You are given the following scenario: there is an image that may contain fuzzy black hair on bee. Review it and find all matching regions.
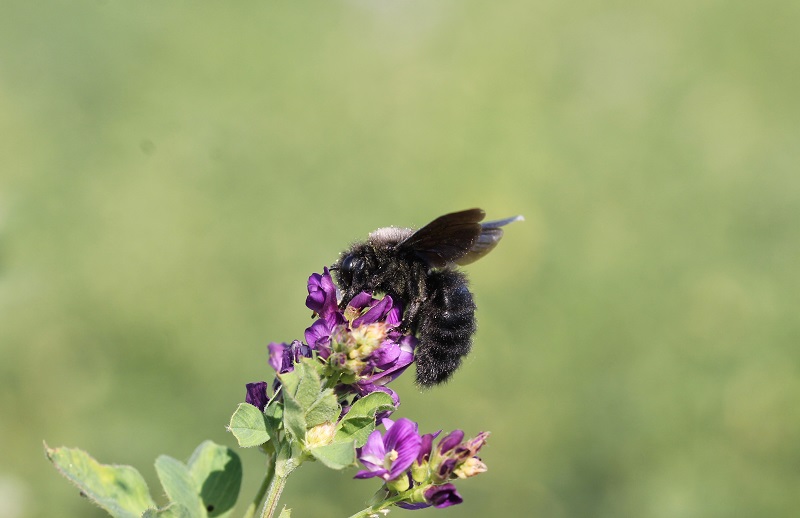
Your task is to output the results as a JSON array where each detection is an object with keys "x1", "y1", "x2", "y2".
[{"x1": 332, "y1": 208, "x2": 522, "y2": 387}]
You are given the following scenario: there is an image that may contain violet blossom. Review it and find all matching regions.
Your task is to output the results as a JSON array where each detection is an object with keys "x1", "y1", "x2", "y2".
[
  {"x1": 245, "y1": 268, "x2": 416, "y2": 414},
  {"x1": 245, "y1": 381, "x2": 269, "y2": 411},
  {"x1": 360, "y1": 421, "x2": 490, "y2": 511},
  {"x1": 268, "y1": 340, "x2": 313, "y2": 374},
  {"x1": 303, "y1": 270, "x2": 416, "y2": 391},
  {"x1": 355, "y1": 418, "x2": 422, "y2": 482}
]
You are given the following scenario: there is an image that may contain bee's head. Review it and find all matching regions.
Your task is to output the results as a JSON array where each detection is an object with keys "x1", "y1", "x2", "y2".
[
  {"x1": 335, "y1": 251, "x2": 364, "y2": 288},
  {"x1": 332, "y1": 226, "x2": 413, "y2": 302},
  {"x1": 332, "y1": 242, "x2": 376, "y2": 296}
]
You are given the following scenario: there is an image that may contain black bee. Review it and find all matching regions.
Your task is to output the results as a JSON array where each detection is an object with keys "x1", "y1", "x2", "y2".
[{"x1": 332, "y1": 208, "x2": 522, "y2": 387}]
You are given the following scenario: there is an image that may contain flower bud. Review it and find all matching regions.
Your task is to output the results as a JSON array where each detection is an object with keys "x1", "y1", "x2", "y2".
[
  {"x1": 386, "y1": 473, "x2": 411, "y2": 493},
  {"x1": 304, "y1": 422, "x2": 336, "y2": 449},
  {"x1": 411, "y1": 461, "x2": 429, "y2": 484},
  {"x1": 453, "y1": 457, "x2": 487, "y2": 479}
]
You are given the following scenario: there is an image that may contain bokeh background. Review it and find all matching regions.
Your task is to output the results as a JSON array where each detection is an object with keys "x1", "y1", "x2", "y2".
[{"x1": 2, "y1": 1, "x2": 799, "y2": 517}]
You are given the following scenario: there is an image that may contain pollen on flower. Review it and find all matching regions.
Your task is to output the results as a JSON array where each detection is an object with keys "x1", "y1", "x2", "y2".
[
  {"x1": 349, "y1": 323, "x2": 389, "y2": 354},
  {"x1": 387, "y1": 449, "x2": 399, "y2": 464}
]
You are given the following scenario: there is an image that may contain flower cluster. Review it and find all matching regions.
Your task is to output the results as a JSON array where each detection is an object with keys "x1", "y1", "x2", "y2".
[
  {"x1": 306, "y1": 269, "x2": 415, "y2": 397},
  {"x1": 243, "y1": 268, "x2": 490, "y2": 515},
  {"x1": 356, "y1": 418, "x2": 489, "y2": 509},
  {"x1": 246, "y1": 268, "x2": 416, "y2": 411}
]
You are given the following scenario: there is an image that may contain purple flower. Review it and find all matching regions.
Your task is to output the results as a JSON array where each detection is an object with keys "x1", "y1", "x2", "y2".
[
  {"x1": 424, "y1": 483, "x2": 463, "y2": 508},
  {"x1": 347, "y1": 292, "x2": 374, "y2": 311},
  {"x1": 305, "y1": 268, "x2": 338, "y2": 319},
  {"x1": 355, "y1": 418, "x2": 422, "y2": 482},
  {"x1": 397, "y1": 482, "x2": 463, "y2": 510},
  {"x1": 245, "y1": 381, "x2": 269, "y2": 411},
  {"x1": 432, "y1": 430, "x2": 491, "y2": 482},
  {"x1": 352, "y1": 294, "x2": 398, "y2": 328},
  {"x1": 437, "y1": 458, "x2": 459, "y2": 480},
  {"x1": 360, "y1": 333, "x2": 416, "y2": 386},
  {"x1": 437, "y1": 430, "x2": 465, "y2": 454},
  {"x1": 268, "y1": 340, "x2": 312, "y2": 374},
  {"x1": 304, "y1": 315, "x2": 345, "y2": 359},
  {"x1": 416, "y1": 431, "x2": 442, "y2": 464}
]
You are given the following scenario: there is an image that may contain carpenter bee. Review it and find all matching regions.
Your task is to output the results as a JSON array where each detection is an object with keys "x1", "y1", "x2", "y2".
[{"x1": 332, "y1": 208, "x2": 523, "y2": 387}]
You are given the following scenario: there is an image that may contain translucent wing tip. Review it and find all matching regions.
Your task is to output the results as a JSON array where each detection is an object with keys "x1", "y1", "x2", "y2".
[{"x1": 481, "y1": 214, "x2": 524, "y2": 229}]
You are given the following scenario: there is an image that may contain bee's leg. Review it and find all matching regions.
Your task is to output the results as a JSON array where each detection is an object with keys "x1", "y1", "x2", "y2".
[
  {"x1": 398, "y1": 267, "x2": 430, "y2": 333},
  {"x1": 400, "y1": 298, "x2": 425, "y2": 333}
]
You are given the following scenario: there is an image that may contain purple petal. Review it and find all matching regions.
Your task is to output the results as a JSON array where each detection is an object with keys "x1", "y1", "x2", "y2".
[
  {"x1": 304, "y1": 317, "x2": 340, "y2": 357},
  {"x1": 369, "y1": 341, "x2": 401, "y2": 368},
  {"x1": 383, "y1": 418, "x2": 422, "y2": 480},
  {"x1": 425, "y1": 483, "x2": 463, "y2": 508},
  {"x1": 397, "y1": 502, "x2": 431, "y2": 510},
  {"x1": 291, "y1": 341, "x2": 313, "y2": 363},
  {"x1": 354, "y1": 468, "x2": 387, "y2": 479},
  {"x1": 268, "y1": 340, "x2": 313, "y2": 374},
  {"x1": 348, "y1": 292, "x2": 374, "y2": 311},
  {"x1": 357, "y1": 429, "x2": 387, "y2": 471},
  {"x1": 268, "y1": 342, "x2": 292, "y2": 373},
  {"x1": 437, "y1": 458, "x2": 458, "y2": 480},
  {"x1": 245, "y1": 381, "x2": 269, "y2": 411},
  {"x1": 417, "y1": 431, "x2": 442, "y2": 463},
  {"x1": 353, "y1": 295, "x2": 393, "y2": 327},
  {"x1": 437, "y1": 430, "x2": 464, "y2": 454},
  {"x1": 305, "y1": 268, "x2": 338, "y2": 318},
  {"x1": 367, "y1": 337, "x2": 415, "y2": 384},
  {"x1": 385, "y1": 301, "x2": 403, "y2": 327}
]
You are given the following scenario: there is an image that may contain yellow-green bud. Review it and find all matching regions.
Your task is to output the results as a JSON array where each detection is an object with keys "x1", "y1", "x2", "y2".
[
  {"x1": 411, "y1": 461, "x2": 429, "y2": 484},
  {"x1": 386, "y1": 473, "x2": 410, "y2": 493},
  {"x1": 304, "y1": 422, "x2": 337, "y2": 449}
]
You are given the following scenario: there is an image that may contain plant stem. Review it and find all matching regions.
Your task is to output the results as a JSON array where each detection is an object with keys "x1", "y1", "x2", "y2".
[
  {"x1": 242, "y1": 456, "x2": 275, "y2": 518},
  {"x1": 346, "y1": 493, "x2": 407, "y2": 518},
  {"x1": 259, "y1": 468, "x2": 289, "y2": 518}
]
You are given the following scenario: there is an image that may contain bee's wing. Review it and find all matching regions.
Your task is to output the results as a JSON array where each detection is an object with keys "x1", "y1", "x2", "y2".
[
  {"x1": 455, "y1": 215, "x2": 524, "y2": 265},
  {"x1": 398, "y1": 208, "x2": 486, "y2": 268}
]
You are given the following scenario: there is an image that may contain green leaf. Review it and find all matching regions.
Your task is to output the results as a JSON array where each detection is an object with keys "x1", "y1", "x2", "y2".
[
  {"x1": 282, "y1": 391, "x2": 307, "y2": 442},
  {"x1": 155, "y1": 455, "x2": 205, "y2": 517},
  {"x1": 277, "y1": 369, "x2": 299, "y2": 401},
  {"x1": 277, "y1": 507, "x2": 292, "y2": 518},
  {"x1": 45, "y1": 443, "x2": 156, "y2": 518},
  {"x1": 142, "y1": 503, "x2": 192, "y2": 518},
  {"x1": 335, "y1": 417, "x2": 377, "y2": 448},
  {"x1": 186, "y1": 441, "x2": 242, "y2": 518},
  {"x1": 293, "y1": 360, "x2": 322, "y2": 410},
  {"x1": 308, "y1": 440, "x2": 356, "y2": 470},
  {"x1": 228, "y1": 403, "x2": 270, "y2": 448},
  {"x1": 305, "y1": 390, "x2": 340, "y2": 429},
  {"x1": 264, "y1": 399, "x2": 284, "y2": 446},
  {"x1": 335, "y1": 392, "x2": 395, "y2": 447},
  {"x1": 344, "y1": 391, "x2": 394, "y2": 419}
]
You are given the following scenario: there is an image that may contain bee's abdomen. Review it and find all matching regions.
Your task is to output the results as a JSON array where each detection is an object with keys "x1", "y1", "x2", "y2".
[{"x1": 414, "y1": 270, "x2": 476, "y2": 386}]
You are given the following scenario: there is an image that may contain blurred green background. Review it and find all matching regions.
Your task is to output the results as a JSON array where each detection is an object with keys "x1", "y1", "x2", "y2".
[{"x1": 1, "y1": 1, "x2": 799, "y2": 517}]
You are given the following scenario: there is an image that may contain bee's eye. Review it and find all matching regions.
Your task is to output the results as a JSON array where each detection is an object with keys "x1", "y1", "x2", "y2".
[{"x1": 341, "y1": 254, "x2": 364, "y2": 274}]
